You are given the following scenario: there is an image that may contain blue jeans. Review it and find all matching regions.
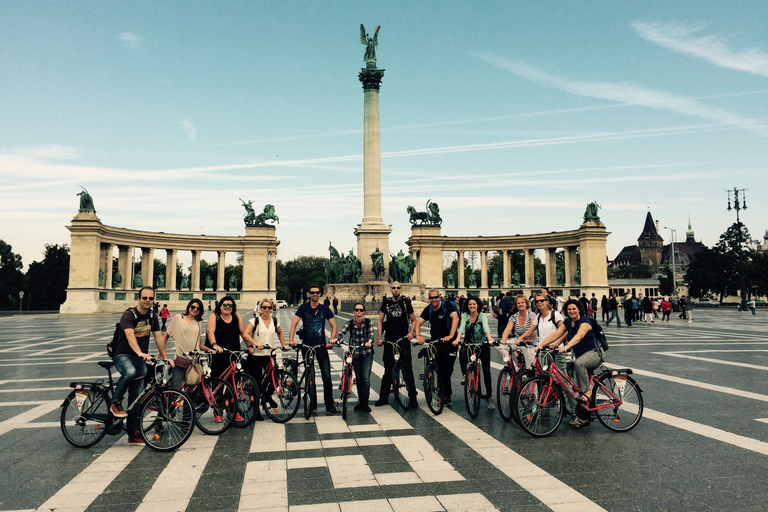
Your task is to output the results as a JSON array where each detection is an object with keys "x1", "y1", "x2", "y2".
[
  {"x1": 351, "y1": 352, "x2": 373, "y2": 404},
  {"x1": 112, "y1": 354, "x2": 147, "y2": 433},
  {"x1": 606, "y1": 309, "x2": 621, "y2": 326}
]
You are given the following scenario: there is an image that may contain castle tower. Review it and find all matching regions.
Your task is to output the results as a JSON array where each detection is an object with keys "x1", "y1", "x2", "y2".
[{"x1": 637, "y1": 211, "x2": 664, "y2": 270}]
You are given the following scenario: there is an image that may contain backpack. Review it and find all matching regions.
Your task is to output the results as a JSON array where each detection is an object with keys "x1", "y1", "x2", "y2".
[
  {"x1": 107, "y1": 307, "x2": 154, "y2": 356},
  {"x1": 587, "y1": 316, "x2": 609, "y2": 351}
]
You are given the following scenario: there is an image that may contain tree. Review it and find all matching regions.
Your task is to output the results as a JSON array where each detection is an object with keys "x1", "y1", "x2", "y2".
[
  {"x1": 684, "y1": 247, "x2": 731, "y2": 300},
  {"x1": 0, "y1": 240, "x2": 24, "y2": 309},
  {"x1": 24, "y1": 244, "x2": 70, "y2": 310},
  {"x1": 608, "y1": 264, "x2": 653, "y2": 279},
  {"x1": 276, "y1": 256, "x2": 327, "y2": 303},
  {"x1": 658, "y1": 266, "x2": 674, "y2": 296}
]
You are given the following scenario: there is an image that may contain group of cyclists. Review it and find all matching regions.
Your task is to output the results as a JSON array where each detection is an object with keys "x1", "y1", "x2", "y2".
[{"x1": 110, "y1": 282, "x2": 604, "y2": 442}]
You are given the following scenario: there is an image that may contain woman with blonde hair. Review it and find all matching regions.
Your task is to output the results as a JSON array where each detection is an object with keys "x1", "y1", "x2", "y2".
[{"x1": 244, "y1": 298, "x2": 287, "y2": 407}]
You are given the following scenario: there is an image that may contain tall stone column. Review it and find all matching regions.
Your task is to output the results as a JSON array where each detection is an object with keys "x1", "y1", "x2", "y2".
[
  {"x1": 103, "y1": 243, "x2": 114, "y2": 290},
  {"x1": 355, "y1": 66, "x2": 392, "y2": 282},
  {"x1": 457, "y1": 251, "x2": 465, "y2": 290},
  {"x1": 166, "y1": 249, "x2": 177, "y2": 291},
  {"x1": 545, "y1": 248, "x2": 556, "y2": 288},
  {"x1": 525, "y1": 249, "x2": 535, "y2": 288},
  {"x1": 217, "y1": 251, "x2": 226, "y2": 291},
  {"x1": 119, "y1": 245, "x2": 133, "y2": 290},
  {"x1": 141, "y1": 248, "x2": 154, "y2": 289},
  {"x1": 191, "y1": 250, "x2": 201, "y2": 292},
  {"x1": 502, "y1": 250, "x2": 511, "y2": 289},
  {"x1": 269, "y1": 252, "x2": 277, "y2": 291},
  {"x1": 480, "y1": 250, "x2": 488, "y2": 289}
]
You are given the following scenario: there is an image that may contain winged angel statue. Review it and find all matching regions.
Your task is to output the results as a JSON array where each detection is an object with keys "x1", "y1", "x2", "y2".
[{"x1": 360, "y1": 24, "x2": 380, "y2": 68}]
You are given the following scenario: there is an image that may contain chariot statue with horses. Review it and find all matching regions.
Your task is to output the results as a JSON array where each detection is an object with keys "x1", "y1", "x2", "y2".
[{"x1": 407, "y1": 199, "x2": 442, "y2": 226}]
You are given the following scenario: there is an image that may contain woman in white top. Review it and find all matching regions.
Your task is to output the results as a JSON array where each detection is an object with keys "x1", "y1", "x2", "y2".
[
  {"x1": 163, "y1": 299, "x2": 222, "y2": 389},
  {"x1": 244, "y1": 298, "x2": 287, "y2": 405},
  {"x1": 500, "y1": 294, "x2": 537, "y2": 369}
]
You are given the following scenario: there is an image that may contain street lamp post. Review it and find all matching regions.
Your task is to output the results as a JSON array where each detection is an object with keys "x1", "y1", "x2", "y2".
[
  {"x1": 664, "y1": 227, "x2": 677, "y2": 297},
  {"x1": 727, "y1": 187, "x2": 748, "y2": 311}
]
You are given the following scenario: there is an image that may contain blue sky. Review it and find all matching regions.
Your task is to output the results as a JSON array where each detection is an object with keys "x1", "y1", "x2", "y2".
[{"x1": 2, "y1": 1, "x2": 767, "y2": 270}]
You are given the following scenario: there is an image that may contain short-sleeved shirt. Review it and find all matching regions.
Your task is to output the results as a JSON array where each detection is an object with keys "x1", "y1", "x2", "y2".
[
  {"x1": 248, "y1": 315, "x2": 281, "y2": 356},
  {"x1": 295, "y1": 303, "x2": 334, "y2": 347},
  {"x1": 532, "y1": 310, "x2": 564, "y2": 348},
  {"x1": 167, "y1": 315, "x2": 201, "y2": 360},
  {"x1": 457, "y1": 312, "x2": 490, "y2": 344},
  {"x1": 380, "y1": 297, "x2": 414, "y2": 340},
  {"x1": 419, "y1": 300, "x2": 457, "y2": 341},
  {"x1": 116, "y1": 307, "x2": 160, "y2": 356},
  {"x1": 566, "y1": 316, "x2": 598, "y2": 358}
]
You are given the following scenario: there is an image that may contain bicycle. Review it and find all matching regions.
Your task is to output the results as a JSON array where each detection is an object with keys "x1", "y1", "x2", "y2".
[
  {"x1": 178, "y1": 351, "x2": 237, "y2": 435},
  {"x1": 61, "y1": 356, "x2": 195, "y2": 452},
  {"x1": 414, "y1": 339, "x2": 443, "y2": 415},
  {"x1": 218, "y1": 349, "x2": 260, "y2": 427},
  {"x1": 333, "y1": 341, "x2": 364, "y2": 419},
  {"x1": 382, "y1": 337, "x2": 412, "y2": 410},
  {"x1": 291, "y1": 343, "x2": 319, "y2": 419},
  {"x1": 259, "y1": 345, "x2": 300, "y2": 423},
  {"x1": 495, "y1": 340, "x2": 528, "y2": 423},
  {"x1": 514, "y1": 348, "x2": 644, "y2": 438},
  {"x1": 458, "y1": 340, "x2": 497, "y2": 419}
]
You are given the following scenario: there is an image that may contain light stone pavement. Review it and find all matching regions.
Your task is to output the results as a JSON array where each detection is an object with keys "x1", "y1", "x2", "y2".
[{"x1": 1, "y1": 306, "x2": 768, "y2": 511}]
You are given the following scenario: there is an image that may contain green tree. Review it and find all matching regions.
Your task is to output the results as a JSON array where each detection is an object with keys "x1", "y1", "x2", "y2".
[
  {"x1": 24, "y1": 244, "x2": 70, "y2": 310},
  {"x1": 684, "y1": 247, "x2": 731, "y2": 300},
  {"x1": 276, "y1": 256, "x2": 327, "y2": 303},
  {"x1": 0, "y1": 240, "x2": 24, "y2": 309},
  {"x1": 608, "y1": 264, "x2": 653, "y2": 279},
  {"x1": 658, "y1": 266, "x2": 674, "y2": 296}
]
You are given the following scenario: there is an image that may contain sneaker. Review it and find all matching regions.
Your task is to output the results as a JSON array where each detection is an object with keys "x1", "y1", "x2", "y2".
[
  {"x1": 487, "y1": 400, "x2": 496, "y2": 410},
  {"x1": 110, "y1": 401, "x2": 128, "y2": 419},
  {"x1": 408, "y1": 399, "x2": 418, "y2": 409},
  {"x1": 326, "y1": 406, "x2": 340, "y2": 416},
  {"x1": 214, "y1": 415, "x2": 222, "y2": 423},
  {"x1": 374, "y1": 397, "x2": 388, "y2": 407},
  {"x1": 235, "y1": 413, "x2": 244, "y2": 422},
  {"x1": 127, "y1": 431, "x2": 145, "y2": 444},
  {"x1": 460, "y1": 379, "x2": 465, "y2": 385},
  {"x1": 360, "y1": 403, "x2": 371, "y2": 413},
  {"x1": 354, "y1": 402, "x2": 364, "y2": 411}
]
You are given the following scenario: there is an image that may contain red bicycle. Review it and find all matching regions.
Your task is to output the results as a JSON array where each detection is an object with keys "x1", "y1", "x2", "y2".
[
  {"x1": 178, "y1": 351, "x2": 237, "y2": 435},
  {"x1": 259, "y1": 345, "x2": 300, "y2": 423},
  {"x1": 218, "y1": 349, "x2": 260, "y2": 427}
]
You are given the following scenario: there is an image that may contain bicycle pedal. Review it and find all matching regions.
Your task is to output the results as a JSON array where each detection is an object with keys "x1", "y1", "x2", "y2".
[{"x1": 418, "y1": 374, "x2": 424, "y2": 380}]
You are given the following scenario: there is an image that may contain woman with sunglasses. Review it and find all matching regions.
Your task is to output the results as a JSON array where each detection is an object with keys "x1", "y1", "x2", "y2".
[
  {"x1": 500, "y1": 294, "x2": 537, "y2": 369},
  {"x1": 164, "y1": 299, "x2": 222, "y2": 389},
  {"x1": 206, "y1": 296, "x2": 256, "y2": 381},
  {"x1": 244, "y1": 298, "x2": 287, "y2": 405},
  {"x1": 332, "y1": 302, "x2": 375, "y2": 412},
  {"x1": 456, "y1": 296, "x2": 496, "y2": 410}
]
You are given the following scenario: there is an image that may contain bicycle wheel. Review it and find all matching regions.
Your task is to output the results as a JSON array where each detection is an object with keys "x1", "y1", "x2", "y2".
[
  {"x1": 424, "y1": 364, "x2": 443, "y2": 415},
  {"x1": 263, "y1": 369, "x2": 300, "y2": 423},
  {"x1": 304, "y1": 366, "x2": 315, "y2": 420},
  {"x1": 192, "y1": 378, "x2": 236, "y2": 435},
  {"x1": 60, "y1": 388, "x2": 110, "y2": 448},
  {"x1": 496, "y1": 368, "x2": 515, "y2": 422},
  {"x1": 232, "y1": 373, "x2": 260, "y2": 428},
  {"x1": 510, "y1": 369, "x2": 534, "y2": 425},
  {"x1": 464, "y1": 365, "x2": 481, "y2": 418},
  {"x1": 139, "y1": 389, "x2": 195, "y2": 452},
  {"x1": 592, "y1": 374, "x2": 643, "y2": 432},
  {"x1": 515, "y1": 377, "x2": 564, "y2": 438},
  {"x1": 341, "y1": 366, "x2": 352, "y2": 420},
  {"x1": 393, "y1": 362, "x2": 409, "y2": 409}
]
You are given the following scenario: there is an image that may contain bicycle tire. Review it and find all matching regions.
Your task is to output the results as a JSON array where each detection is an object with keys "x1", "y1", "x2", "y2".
[
  {"x1": 139, "y1": 389, "x2": 195, "y2": 452},
  {"x1": 192, "y1": 378, "x2": 236, "y2": 435},
  {"x1": 510, "y1": 369, "x2": 534, "y2": 425},
  {"x1": 341, "y1": 366, "x2": 351, "y2": 420},
  {"x1": 496, "y1": 368, "x2": 515, "y2": 422},
  {"x1": 515, "y1": 376, "x2": 564, "y2": 438},
  {"x1": 592, "y1": 374, "x2": 643, "y2": 432},
  {"x1": 424, "y1": 364, "x2": 443, "y2": 415},
  {"x1": 60, "y1": 388, "x2": 110, "y2": 448},
  {"x1": 464, "y1": 365, "x2": 481, "y2": 418},
  {"x1": 263, "y1": 369, "x2": 300, "y2": 423},
  {"x1": 304, "y1": 366, "x2": 315, "y2": 420},
  {"x1": 232, "y1": 373, "x2": 260, "y2": 428},
  {"x1": 393, "y1": 362, "x2": 409, "y2": 410}
]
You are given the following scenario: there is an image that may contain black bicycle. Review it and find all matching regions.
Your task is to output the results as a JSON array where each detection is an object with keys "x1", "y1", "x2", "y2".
[
  {"x1": 61, "y1": 357, "x2": 195, "y2": 452},
  {"x1": 415, "y1": 340, "x2": 443, "y2": 415},
  {"x1": 383, "y1": 337, "x2": 411, "y2": 409}
]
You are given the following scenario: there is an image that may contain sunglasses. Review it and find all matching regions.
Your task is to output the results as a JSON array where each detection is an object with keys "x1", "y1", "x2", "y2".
[
  {"x1": 261, "y1": 306, "x2": 272, "y2": 310},
  {"x1": 535, "y1": 299, "x2": 547, "y2": 303},
  {"x1": 391, "y1": 286, "x2": 401, "y2": 290},
  {"x1": 189, "y1": 305, "x2": 200, "y2": 311},
  {"x1": 309, "y1": 291, "x2": 321, "y2": 295},
  {"x1": 221, "y1": 304, "x2": 233, "y2": 309},
  {"x1": 429, "y1": 296, "x2": 440, "y2": 300},
  {"x1": 141, "y1": 296, "x2": 154, "y2": 301},
  {"x1": 354, "y1": 308, "x2": 365, "y2": 312}
]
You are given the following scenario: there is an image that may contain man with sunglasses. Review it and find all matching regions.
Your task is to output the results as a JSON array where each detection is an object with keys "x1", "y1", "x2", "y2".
[
  {"x1": 414, "y1": 290, "x2": 459, "y2": 407},
  {"x1": 375, "y1": 281, "x2": 418, "y2": 408},
  {"x1": 289, "y1": 285, "x2": 339, "y2": 415},
  {"x1": 110, "y1": 286, "x2": 173, "y2": 443}
]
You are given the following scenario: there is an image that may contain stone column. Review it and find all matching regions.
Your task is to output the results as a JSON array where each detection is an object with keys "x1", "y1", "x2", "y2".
[
  {"x1": 502, "y1": 250, "x2": 511, "y2": 289},
  {"x1": 141, "y1": 248, "x2": 154, "y2": 289},
  {"x1": 545, "y1": 248, "x2": 556, "y2": 288},
  {"x1": 119, "y1": 245, "x2": 133, "y2": 290},
  {"x1": 103, "y1": 243, "x2": 114, "y2": 290},
  {"x1": 166, "y1": 249, "x2": 177, "y2": 291},
  {"x1": 457, "y1": 251, "x2": 465, "y2": 290},
  {"x1": 269, "y1": 252, "x2": 277, "y2": 291},
  {"x1": 480, "y1": 250, "x2": 488, "y2": 289},
  {"x1": 217, "y1": 251, "x2": 226, "y2": 291},
  {"x1": 191, "y1": 250, "x2": 201, "y2": 292},
  {"x1": 567, "y1": 247, "x2": 579, "y2": 286},
  {"x1": 525, "y1": 248, "x2": 535, "y2": 288},
  {"x1": 564, "y1": 247, "x2": 572, "y2": 287},
  {"x1": 355, "y1": 66, "x2": 392, "y2": 282}
]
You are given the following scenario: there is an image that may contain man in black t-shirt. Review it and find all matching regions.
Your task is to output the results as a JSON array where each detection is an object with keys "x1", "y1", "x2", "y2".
[
  {"x1": 375, "y1": 282, "x2": 418, "y2": 408},
  {"x1": 111, "y1": 286, "x2": 173, "y2": 444},
  {"x1": 414, "y1": 289, "x2": 459, "y2": 406}
]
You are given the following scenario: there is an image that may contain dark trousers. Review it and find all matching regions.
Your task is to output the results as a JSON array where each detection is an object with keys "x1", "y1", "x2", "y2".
[
  {"x1": 379, "y1": 338, "x2": 417, "y2": 401},
  {"x1": 435, "y1": 341, "x2": 457, "y2": 399},
  {"x1": 247, "y1": 355, "x2": 270, "y2": 395},
  {"x1": 497, "y1": 315, "x2": 509, "y2": 338},
  {"x1": 302, "y1": 345, "x2": 334, "y2": 410},
  {"x1": 459, "y1": 344, "x2": 492, "y2": 398}
]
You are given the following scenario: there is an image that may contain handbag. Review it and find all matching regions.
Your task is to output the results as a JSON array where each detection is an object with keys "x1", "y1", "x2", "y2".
[{"x1": 185, "y1": 363, "x2": 203, "y2": 386}]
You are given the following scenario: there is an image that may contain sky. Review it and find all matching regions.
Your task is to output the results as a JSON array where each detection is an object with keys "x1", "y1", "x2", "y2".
[{"x1": 2, "y1": 1, "x2": 767, "y2": 271}]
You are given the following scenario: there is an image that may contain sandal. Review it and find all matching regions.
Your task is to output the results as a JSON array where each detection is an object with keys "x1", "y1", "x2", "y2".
[
  {"x1": 576, "y1": 393, "x2": 590, "y2": 403},
  {"x1": 570, "y1": 418, "x2": 591, "y2": 429}
]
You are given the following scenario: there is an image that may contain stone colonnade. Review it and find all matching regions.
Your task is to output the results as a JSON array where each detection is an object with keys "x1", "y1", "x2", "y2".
[
  {"x1": 60, "y1": 211, "x2": 279, "y2": 313},
  {"x1": 406, "y1": 219, "x2": 609, "y2": 298}
]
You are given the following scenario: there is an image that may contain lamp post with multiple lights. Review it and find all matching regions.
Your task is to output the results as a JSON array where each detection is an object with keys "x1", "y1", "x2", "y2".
[{"x1": 727, "y1": 187, "x2": 748, "y2": 312}]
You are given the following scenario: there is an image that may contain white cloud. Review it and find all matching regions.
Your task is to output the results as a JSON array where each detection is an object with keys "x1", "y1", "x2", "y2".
[
  {"x1": 179, "y1": 118, "x2": 197, "y2": 143},
  {"x1": 119, "y1": 32, "x2": 141, "y2": 49},
  {"x1": 632, "y1": 21, "x2": 768, "y2": 77},
  {"x1": 11, "y1": 145, "x2": 80, "y2": 160},
  {"x1": 474, "y1": 54, "x2": 768, "y2": 137}
]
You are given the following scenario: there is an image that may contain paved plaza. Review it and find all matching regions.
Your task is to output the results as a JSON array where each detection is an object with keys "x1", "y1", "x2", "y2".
[{"x1": 1, "y1": 307, "x2": 768, "y2": 511}]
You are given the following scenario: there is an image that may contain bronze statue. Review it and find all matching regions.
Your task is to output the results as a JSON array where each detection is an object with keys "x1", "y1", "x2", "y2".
[
  {"x1": 133, "y1": 273, "x2": 143, "y2": 288},
  {"x1": 371, "y1": 246, "x2": 385, "y2": 281},
  {"x1": 98, "y1": 269, "x2": 105, "y2": 287},
  {"x1": 240, "y1": 199, "x2": 256, "y2": 226},
  {"x1": 156, "y1": 274, "x2": 165, "y2": 288},
  {"x1": 360, "y1": 24, "x2": 380, "y2": 68},
  {"x1": 468, "y1": 273, "x2": 477, "y2": 288},
  {"x1": 112, "y1": 269, "x2": 122, "y2": 288},
  {"x1": 574, "y1": 268, "x2": 581, "y2": 286},
  {"x1": 492, "y1": 273, "x2": 499, "y2": 287},
  {"x1": 326, "y1": 243, "x2": 344, "y2": 283},
  {"x1": 254, "y1": 204, "x2": 279, "y2": 226},
  {"x1": 406, "y1": 199, "x2": 442, "y2": 226},
  {"x1": 446, "y1": 273, "x2": 455, "y2": 288},
  {"x1": 205, "y1": 274, "x2": 213, "y2": 290},
  {"x1": 512, "y1": 270, "x2": 520, "y2": 287},
  {"x1": 229, "y1": 274, "x2": 237, "y2": 290},
  {"x1": 557, "y1": 270, "x2": 565, "y2": 286},
  {"x1": 77, "y1": 187, "x2": 95, "y2": 211},
  {"x1": 180, "y1": 274, "x2": 189, "y2": 290},
  {"x1": 535, "y1": 270, "x2": 542, "y2": 286},
  {"x1": 584, "y1": 201, "x2": 601, "y2": 221}
]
